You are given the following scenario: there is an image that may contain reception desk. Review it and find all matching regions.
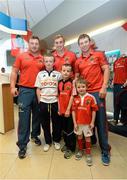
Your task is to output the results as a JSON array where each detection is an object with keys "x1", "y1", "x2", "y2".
[{"x1": 0, "y1": 83, "x2": 14, "y2": 133}]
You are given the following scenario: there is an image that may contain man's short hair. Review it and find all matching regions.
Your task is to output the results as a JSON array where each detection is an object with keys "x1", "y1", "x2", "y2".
[
  {"x1": 28, "y1": 35, "x2": 40, "y2": 44},
  {"x1": 43, "y1": 52, "x2": 55, "y2": 61},
  {"x1": 78, "y1": 34, "x2": 91, "y2": 45},
  {"x1": 54, "y1": 34, "x2": 65, "y2": 43}
]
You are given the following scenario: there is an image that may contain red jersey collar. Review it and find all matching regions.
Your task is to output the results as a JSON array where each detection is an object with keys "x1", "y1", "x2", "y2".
[
  {"x1": 81, "y1": 49, "x2": 94, "y2": 58},
  {"x1": 28, "y1": 51, "x2": 42, "y2": 59},
  {"x1": 53, "y1": 48, "x2": 67, "y2": 57}
]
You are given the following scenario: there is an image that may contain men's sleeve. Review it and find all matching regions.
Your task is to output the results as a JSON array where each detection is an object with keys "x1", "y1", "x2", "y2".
[
  {"x1": 75, "y1": 59, "x2": 80, "y2": 74},
  {"x1": 72, "y1": 53, "x2": 77, "y2": 71},
  {"x1": 13, "y1": 54, "x2": 21, "y2": 69},
  {"x1": 98, "y1": 51, "x2": 109, "y2": 66}
]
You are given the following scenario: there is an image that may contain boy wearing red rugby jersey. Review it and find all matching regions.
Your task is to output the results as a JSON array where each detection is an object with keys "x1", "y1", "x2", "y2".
[
  {"x1": 72, "y1": 77, "x2": 98, "y2": 166},
  {"x1": 58, "y1": 64, "x2": 76, "y2": 159}
]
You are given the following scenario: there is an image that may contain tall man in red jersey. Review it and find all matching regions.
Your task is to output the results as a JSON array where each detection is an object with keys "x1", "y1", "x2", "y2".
[
  {"x1": 52, "y1": 34, "x2": 76, "y2": 72},
  {"x1": 10, "y1": 36, "x2": 44, "y2": 159},
  {"x1": 75, "y1": 34, "x2": 110, "y2": 166},
  {"x1": 113, "y1": 55, "x2": 127, "y2": 125}
]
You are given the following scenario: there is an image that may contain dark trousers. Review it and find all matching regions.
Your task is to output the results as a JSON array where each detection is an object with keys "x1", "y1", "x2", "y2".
[
  {"x1": 90, "y1": 92, "x2": 110, "y2": 155},
  {"x1": 61, "y1": 115, "x2": 76, "y2": 152},
  {"x1": 113, "y1": 84, "x2": 127, "y2": 123},
  {"x1": 17, "y1": 87, "x2": 40, "y2": 150},
  {"x1": 39, "y1": 102, "x2": 61, "y2": 144}
]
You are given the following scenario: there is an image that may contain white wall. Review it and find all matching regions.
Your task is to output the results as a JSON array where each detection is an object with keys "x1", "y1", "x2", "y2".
[
  {"x1": 69, "y1": 27, "x2": 127, "y2": 55},
  {"x1": 0, "y1": 39, "x2": 12, "y2": 73}
]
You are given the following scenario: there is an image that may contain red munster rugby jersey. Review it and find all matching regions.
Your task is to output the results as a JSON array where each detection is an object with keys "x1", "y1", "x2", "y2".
[
  {"x1": 113, "y1": 56, "x2": 127, "y2": 84},
  {"x1": 75, "y1": 50, "x2": 109, "y2": 92},
  {"x1": 35, "y1": 70, "x2": 61, "y2": 103},
  {"x1": 58, "y1": 79, "x2": 73, "y2": 115},
  {"x1": 13, "y1": 52, "x2": 44, "y2": 88},
  {"x1": 72, "y1": 93, "x2": 98, "y2": 125},
  {"x1": 53, "y1": 48, "x2": 77, "y2": 72}
]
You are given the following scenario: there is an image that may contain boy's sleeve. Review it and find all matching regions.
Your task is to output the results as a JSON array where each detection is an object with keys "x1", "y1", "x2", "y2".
[
  {"x1": 91, "y1": 96, "x2": 98, "y2": 111},
  {"x1": 72, "y1": 99, "x2": 76, "y2": 111},
  {"x1": 58, "y1": 72, "x2": 62, "y2": 81}
]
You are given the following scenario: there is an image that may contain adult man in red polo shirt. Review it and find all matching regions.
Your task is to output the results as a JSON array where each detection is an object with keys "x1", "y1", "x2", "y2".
[
  {"x1": 10, "y1": 36, "x2": 44, "y2": 159},
  {"x1": 75, "y1": 34, "x2": 110, "y2": 166},
  {"x1": 113, "y1": 55, "x2": 127, "y2": 125},
  {"x1": 52, "y1": 34, "x2": 76, "y2": 72}
]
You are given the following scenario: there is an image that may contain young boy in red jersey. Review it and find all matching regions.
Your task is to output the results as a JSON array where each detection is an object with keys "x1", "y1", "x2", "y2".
[
  {"x1": 58, "y1": 64, "x2": 76, "y2": 159},
  {"x1": 72, "y1": 77, "x2": 98, "y2": 166}
]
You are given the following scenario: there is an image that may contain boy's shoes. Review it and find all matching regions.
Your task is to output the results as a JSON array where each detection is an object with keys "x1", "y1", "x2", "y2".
[
  {"x1": 64, "y1": 150, "x2": 73, "y2": 159},
  {"x1": 102, "y1": 153, "x2": 110, "y2": 166},
  {"x1": 75, "y1": 150, "x2": 83, "y2": 160},
  {"x1": 18, "y1": 148, "x2": 27, "y2": 159},
  {"x1": 54, "y1": 142, "x2": 61, "y2": 150},
  {"x1": 86, "y1": 154, "x2": 92, "y2": 166},
  {"x1": 31, "y1": 136, "x2": 41, "y2": 146},
  {"x1": 43, "y1": 144, "x2": 50, "y2": 152},
  {"x1": 116, "y1": 122, "x2": 124, "y2": 126},
  {"x1": 61, "y1": 145, "x2": 67, "y2": 152}
]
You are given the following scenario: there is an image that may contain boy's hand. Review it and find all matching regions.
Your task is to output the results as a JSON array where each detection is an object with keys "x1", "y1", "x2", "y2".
[
  {"x1": 99, "y1": 86, "x2": 107, "y2": 98},
  {"x1": 74, "y1": 124, "x2": 78, "y2": 132},
  {"x1": 89, "y1": 122, "x2": 94, "y2": 129},
  {"x1": 58, "y1": 111, "x2": 61, "y2": 115},
  {"x1": 65, "y1": 109, "x2": 70, "y2": 117}
]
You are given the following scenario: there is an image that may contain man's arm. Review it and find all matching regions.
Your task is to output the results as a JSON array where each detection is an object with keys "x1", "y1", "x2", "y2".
[
  {"x1": 99, "y1": 64, "x2": 110, "y2": 98},
  {"x1": 90, "y1": 111, "x2": 96, "y2": 129},
  {"x1": 10, "y1": 67, "x2": 19, "y2": 97}
]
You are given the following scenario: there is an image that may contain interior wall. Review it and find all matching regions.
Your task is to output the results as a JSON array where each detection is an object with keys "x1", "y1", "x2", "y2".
[
  {"x1": 0, "y1": 39, "x2": 12, "y2": 73},
  {"x1": 69, "y1": 26, "x2": 127, "y2": 55}
]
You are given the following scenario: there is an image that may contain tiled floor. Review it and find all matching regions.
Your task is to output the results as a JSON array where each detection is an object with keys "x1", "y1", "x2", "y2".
[{"x1": 0, "y1": 105, "x2": 127, "y2": 180}]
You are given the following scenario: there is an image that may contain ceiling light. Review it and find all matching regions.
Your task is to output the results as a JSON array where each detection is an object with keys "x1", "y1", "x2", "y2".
[{"x1": 65, "y1": 20, "x2": 127, "y2": 46}]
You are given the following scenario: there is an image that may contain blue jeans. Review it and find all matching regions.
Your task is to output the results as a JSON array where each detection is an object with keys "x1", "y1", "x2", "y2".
[
  {"x1": 17, "y1": 87, "x2": 40, "y2": 149},
  {"x1": 90, "y1": 92, "x2": 110, "y2": 155}
]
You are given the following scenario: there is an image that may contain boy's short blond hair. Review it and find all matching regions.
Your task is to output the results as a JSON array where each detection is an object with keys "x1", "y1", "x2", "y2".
[
  {"x1": 43, "y1": 52, "x2": 55, "y2": 61},
  {"x1": 76, "y1": 77, "x2": 88, "y2": 87}
]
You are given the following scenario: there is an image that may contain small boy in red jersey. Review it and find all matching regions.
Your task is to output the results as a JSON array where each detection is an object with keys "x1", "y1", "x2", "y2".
[
  {"x1": 72, "y1": 77, "x2": 98, "y2": 166},
  {"x1": 58, "y1": 64, "x2": 76, "y2": 159}
]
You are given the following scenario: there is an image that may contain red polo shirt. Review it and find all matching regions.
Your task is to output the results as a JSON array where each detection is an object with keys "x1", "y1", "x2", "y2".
[
  {"x1": 113, "y1": 57, "x2": 127, "y2": 84},
  {"x1": 75, "y1": 50, "x2": 108, "y2": 92},
  {"x1": 72, "y1": 93, "x2": 98, "y2": 125},
  {"x1": 58, "y1": 79, "x2": 73, "y2": 115},
  {"x1": 53, "y1": 48, "x2": 77, "y2": 72},
  {"x1": 13, "y1": 51, "x2": 44, "y2": 88}
]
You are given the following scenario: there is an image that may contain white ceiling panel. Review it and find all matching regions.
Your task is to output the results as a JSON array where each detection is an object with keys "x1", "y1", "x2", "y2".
[{"x1": 44, "y1": 0, "x2": 64, "y2": 13}]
